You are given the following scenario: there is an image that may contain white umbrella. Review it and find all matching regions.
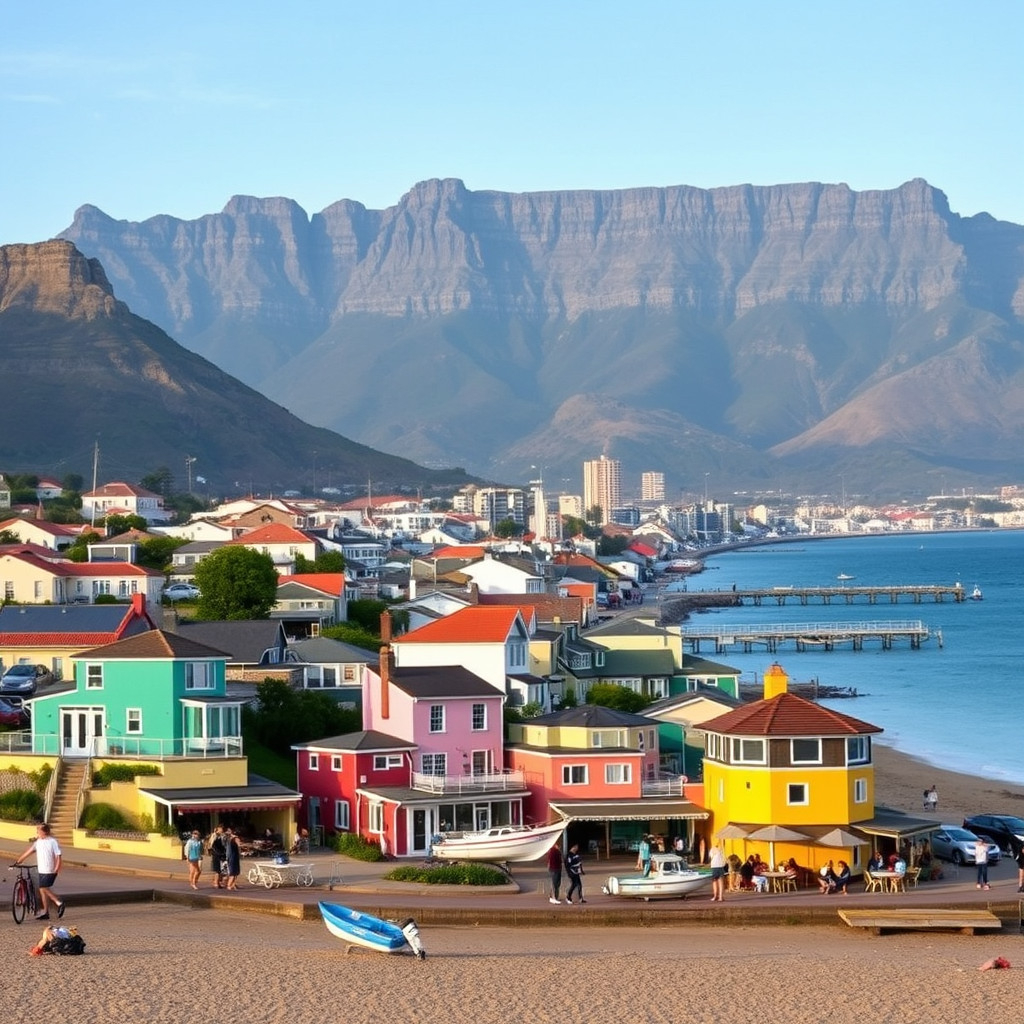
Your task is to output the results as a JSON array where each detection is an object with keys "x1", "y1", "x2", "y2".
[
  {"x1": 714, "y1": 824, "x2": 750, "y2": 840},
  {"x1": 816, "y1": 827, "x2": 868, "y2": 849},
  {"x1": 746, "y1": 824, "x2": 809, "y2": 866}
]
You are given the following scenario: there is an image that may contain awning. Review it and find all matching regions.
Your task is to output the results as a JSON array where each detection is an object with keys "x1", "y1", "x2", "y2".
[
  {"x1": 139, "y1": 777, "x2": 301, "y2": 813},
  {"x1": 852, "y1": 810, "x2": 940, "y2": 842},
  {"x1": 549, "y1": 798, "x2": 709, "y2": 822}
]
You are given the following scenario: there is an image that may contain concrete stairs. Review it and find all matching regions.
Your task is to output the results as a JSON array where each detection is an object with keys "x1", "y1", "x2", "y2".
[{"x1": 47, "y1": 759, "x2": 89, "y2": 849}]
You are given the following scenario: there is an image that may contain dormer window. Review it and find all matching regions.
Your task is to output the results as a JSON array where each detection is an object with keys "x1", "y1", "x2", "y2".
[
  {"x1": 791, "y1": 738, "x2": 821, "y2": 764},
  {"x1": 730, "y1": 737, "x2": 766, "y2": 764}
]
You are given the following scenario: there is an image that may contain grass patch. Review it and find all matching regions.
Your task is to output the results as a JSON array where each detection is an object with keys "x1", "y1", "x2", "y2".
[
  {"x1": 244, "y1": 737, "x2": 296, "y2": 788},
  {"x1": 384, "y1": 863, "x2": 511, "y2": 886}
]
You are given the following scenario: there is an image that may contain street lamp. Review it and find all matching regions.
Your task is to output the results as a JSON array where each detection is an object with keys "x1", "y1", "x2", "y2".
[{"x1": 185, "y1": 455, "x2": 196, "y2": 494}]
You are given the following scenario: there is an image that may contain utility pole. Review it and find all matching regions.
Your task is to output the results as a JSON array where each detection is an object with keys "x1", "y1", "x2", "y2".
[{"x1": 185, "y1": 455, "x2": 196, "y2": 494}]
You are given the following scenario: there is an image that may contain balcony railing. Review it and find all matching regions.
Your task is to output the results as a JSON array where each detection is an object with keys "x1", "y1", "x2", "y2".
[
  {"x1": 640, "y1": 774, "x2": 690, "y2": 797},
  {"x1": 411, "y1": 769, "x2": 525, "y2": 794},
  {"x1": 3, "y1": 734, "x2": 245, "y2": 759}
]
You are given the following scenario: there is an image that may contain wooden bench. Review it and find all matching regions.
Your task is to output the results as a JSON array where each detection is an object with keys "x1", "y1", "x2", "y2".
[{"x1": 838, "y1": 908, "x2": 1003, "y2": 936}]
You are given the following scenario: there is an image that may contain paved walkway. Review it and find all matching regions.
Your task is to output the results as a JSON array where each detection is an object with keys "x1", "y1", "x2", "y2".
[{"x1": 3, "y1": 842, "x2": 1022, "y2": 928}]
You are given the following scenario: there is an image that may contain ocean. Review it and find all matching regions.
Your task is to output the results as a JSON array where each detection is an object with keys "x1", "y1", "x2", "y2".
[{"x1": 679, "y1": 529, "x2": 1024, "y2": 783}]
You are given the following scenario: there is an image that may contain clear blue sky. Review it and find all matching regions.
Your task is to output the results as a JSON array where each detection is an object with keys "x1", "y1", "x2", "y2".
[{"x1": 2, "y1": 1, "x2": 1021, "y2": 246}]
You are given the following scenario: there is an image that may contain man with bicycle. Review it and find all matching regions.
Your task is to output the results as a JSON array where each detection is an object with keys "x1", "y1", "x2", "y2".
[{"x1": 15, "y1": 823, "x2": 65, "y2": 921}]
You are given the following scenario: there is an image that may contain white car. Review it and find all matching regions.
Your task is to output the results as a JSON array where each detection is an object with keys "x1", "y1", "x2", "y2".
[{"x1": 163, "y1": 583, "x2": 201, "y2": 601}]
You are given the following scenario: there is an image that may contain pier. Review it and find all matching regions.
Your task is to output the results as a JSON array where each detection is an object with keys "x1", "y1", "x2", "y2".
[
  {"x1": 693, "y1": 583, "x2": 965, "y2": 606},
  {"x1": 680, "y1": 619, "x2": 938, "y2": 654}
]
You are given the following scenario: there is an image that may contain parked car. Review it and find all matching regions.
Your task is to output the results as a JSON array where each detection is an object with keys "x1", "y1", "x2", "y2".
[
  {"x1": 163, "y1": 582, "x2": 201, "y2": 601},
  {"x1": 962, "y1": 814, "x2": 1024, "y2": 853},
  {"x1": 930, "y1": 825, "x2": 1001, "y2": 865},
  {"x1": 0, "y1": 663, "x2": 54, "y2": 696},
  {"x1": 0, "y1": 696, "x2": 30, "y2": 727}
]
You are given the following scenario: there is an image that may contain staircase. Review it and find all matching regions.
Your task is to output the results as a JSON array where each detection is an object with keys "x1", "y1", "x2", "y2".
[{"x1": 47, "y1": 759, "x2": 89, "y2": 849}]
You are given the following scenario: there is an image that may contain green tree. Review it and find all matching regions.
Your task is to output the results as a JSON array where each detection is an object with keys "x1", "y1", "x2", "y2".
[
  {"x1": 245, "y1": 679, "x2": 361, "y2": 756},
  {"x1": 103, "y1": 513, "x2": 149, "y2": 536},
  {"x1": 136, "y1": 535, "x2": 187, "y2": 571},
  {"x1": 64, "y1": 530, "x2": 103, "y2": 563},
  {"x1": 140, "y1": 467, "x2": 174, "y2": 497},
  {"x1": 494, "y1": 517, "x2": 520, "y2": 538},
  {"x1": 586, "y1": 683, "x2": 649, "y2": 713},
  {"x1": 597, "y1": 534, "x2": 629, "y2": 556},
  {"x1": 293, "y1": 550, "x2": 346, "y2": 574},
  {"x1": 194, "y1": 547, "x2": 279, "y2": 619}
]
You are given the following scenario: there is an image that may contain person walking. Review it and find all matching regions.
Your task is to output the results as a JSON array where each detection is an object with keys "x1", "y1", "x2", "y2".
[
  {"x1": 546, "y1": 843, "x2": 563, "y2": 905},
  {"x1": 1014, "y1": 842, "x2": 1024, "y2": 893},
  {"x1": 564, "y1": 843, "x2": 585, "y2": 904},
  {"x1": 208, "y1": 825, "x2": 227, "y2": 889},
  {"x1": 708, "y1": 840, "x2": 727, "y2": 902},
  {"x1": 974, "y1": 835, "x2": 991, "y2": 889},
  {"x1": 15, "y1": 823, "x2": 66, "y2": 920},
  {"x1": 184, "y1": 829, "x2": 204, "y2": 889},
  {"x1": 925, "y1": 785, "x2": 938, "y2": 812},
  {"x1": 224, "y1": 828, "x2": 242, "y2": 890}
]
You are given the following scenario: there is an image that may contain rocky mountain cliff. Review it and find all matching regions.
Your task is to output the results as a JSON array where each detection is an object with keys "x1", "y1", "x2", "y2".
[
  {"x1": 0, "y1": 241, "x2": 472, "y2": 492},
  {"x1": 59, "y1": 179, "x2": 1024, "y2": 495}
]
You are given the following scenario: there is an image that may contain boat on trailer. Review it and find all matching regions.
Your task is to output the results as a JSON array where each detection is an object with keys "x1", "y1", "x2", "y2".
[
  {"x1": 318, "y1": 902, "x2": 425, "y2": 958},
  {"x1": 603, "y1": 853, "x2": 713, "y2": 900},
  {"x1": 430, "y1": 820, "x2": 566, "y2": 863}
]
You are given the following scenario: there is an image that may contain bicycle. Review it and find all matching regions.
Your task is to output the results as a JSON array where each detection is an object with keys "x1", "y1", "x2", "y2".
[{"x1": 9, "y1": 864, "x2": 39, "y2": 924}]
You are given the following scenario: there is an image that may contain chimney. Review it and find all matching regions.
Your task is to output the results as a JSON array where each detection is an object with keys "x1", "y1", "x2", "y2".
[
  {"x1": 379, "y1": 611, "x2": 392, "y2": 719},
  {"x1": 131, "y1": 592, "x2": 146, "y2": 617},
  {"x1": 763, "y1": 661, "x2": 789, "y2": 700}
]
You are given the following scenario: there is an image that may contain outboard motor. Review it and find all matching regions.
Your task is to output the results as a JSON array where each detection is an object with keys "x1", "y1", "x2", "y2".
[{"x1": 401, "y1": 918, "x2": 426, "y2": 960}]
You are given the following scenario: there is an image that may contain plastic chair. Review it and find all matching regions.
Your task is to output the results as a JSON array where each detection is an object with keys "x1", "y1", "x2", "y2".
[{"x1": 863, "y1": 869, "x2": 883, "y2": 893}]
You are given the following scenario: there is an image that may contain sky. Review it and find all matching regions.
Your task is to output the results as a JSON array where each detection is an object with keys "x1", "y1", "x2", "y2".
[{"x1": 2, "y1": 1, "x2": 1022, "y2": 246}]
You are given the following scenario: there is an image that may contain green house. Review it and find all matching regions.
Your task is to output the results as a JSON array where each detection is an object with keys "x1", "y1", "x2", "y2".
[{"x1": 30, "y1": 629, "x2": 242, "y2": 758}]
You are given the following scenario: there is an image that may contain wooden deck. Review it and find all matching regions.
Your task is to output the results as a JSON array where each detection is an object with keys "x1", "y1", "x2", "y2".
[{"x1": 838, "y1": 908, "x2": 1003, "y2": 936}]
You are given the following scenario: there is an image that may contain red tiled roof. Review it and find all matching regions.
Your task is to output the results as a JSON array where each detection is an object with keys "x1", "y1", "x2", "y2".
[
  {"x1": 397, "y1": 605, "x2": 524, "y2": 644},
  {"x1": 0, "y1": 550, "x2": 160, "y2": 578},
  {"x1": 701, "y1": 691, "x2": 882, "y2": 737},
  {"x1": 278, "y1": 573, "x2": 345, "y2": 595},
  {"x1": 0, "y1": 518, "x2": 79, "y2": 537},
  {"x1": 227, "y1": 523, "x2": 313, "y2": 544},
  {"x1": 83, "y1": 481, "x2": 161, "y2": 498},
  {"x1": 478, "y1": 592, "x2": 584, "y2": 623},
  {"x1": 432, "y1": 546, "x2": 486, "y2": 560}
]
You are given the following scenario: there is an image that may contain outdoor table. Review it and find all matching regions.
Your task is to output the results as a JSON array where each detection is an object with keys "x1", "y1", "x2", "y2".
[
  {"x1": 872, "y1": 869, "x2": 905, "y2": 893},
  {"x1": 761, "y1": 870, "x2": 793, "y2": 893}
]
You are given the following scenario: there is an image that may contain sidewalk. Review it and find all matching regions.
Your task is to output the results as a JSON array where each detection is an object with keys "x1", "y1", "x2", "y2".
[{"x1": 4, "y1": 843, "x2": 1022, "y2": 929}]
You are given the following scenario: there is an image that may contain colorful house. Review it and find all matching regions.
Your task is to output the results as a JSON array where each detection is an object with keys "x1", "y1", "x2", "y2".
[
  {"x1": 506, "y1": 705, "x2": 707, "y2": 856},
  {"x1": 700, "y1": 662, "x2": 882, "y2": 872}
]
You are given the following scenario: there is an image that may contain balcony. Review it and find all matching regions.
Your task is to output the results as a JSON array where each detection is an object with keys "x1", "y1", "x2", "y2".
[
  {"x1": 7, "y1": 734, "x2": 245, "y2": 759},
  {"x1": 641, "y1": 774, "x2": 690, "y2": 798},
  {"x1": 411, "y1": 769, "x2": 526, "y2": 794}
]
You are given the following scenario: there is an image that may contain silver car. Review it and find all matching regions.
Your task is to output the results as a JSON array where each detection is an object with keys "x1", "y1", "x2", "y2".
[{"x1": 930, "y1": 826, "x2": 1001, "y2": 865}]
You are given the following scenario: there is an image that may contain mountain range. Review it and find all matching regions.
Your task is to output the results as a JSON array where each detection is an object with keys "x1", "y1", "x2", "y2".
[{"x1": 19, "y1": 177, "x2": 1024, "y2": 497}]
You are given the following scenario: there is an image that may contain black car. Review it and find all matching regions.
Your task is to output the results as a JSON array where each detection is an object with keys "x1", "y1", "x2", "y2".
[{"x1": 962, "y1": 814, "x2": 1024, "y2": 853}]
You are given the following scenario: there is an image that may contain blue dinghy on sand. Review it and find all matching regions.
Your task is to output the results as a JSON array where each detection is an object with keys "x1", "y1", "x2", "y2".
[{"x1": 318, "y1": 902, "x2": 426, "y2": 958}]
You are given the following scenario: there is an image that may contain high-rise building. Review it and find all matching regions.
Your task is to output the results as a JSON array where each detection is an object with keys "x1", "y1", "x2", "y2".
[
  {"x1": 641, "y1": 472, "x2": 665, "y2": 501},
  {"x1": 582, "y1": 455, "x2": 621, "y2": 524}
]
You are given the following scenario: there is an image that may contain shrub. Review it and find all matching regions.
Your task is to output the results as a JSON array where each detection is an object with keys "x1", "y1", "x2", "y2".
[
  {"x1": 0, "y1": 788, "x2": 44, "y2": 822},
  {"x1": 92, "y1": 763, "x2": 161, "y2": 787},
  {"x1": 330, "y1": 832, "x2": 385, "y2": 862},
  {"x1": 384, "y1": 863, "x2": 510, "y2": 885},
  {"x1": 81, "y1": 803, "x2": 136, "y2": 832}
]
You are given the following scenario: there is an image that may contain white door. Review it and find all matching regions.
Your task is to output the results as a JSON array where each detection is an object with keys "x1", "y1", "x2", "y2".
[{"x1": 61, "y1": 708, "x2": 103, "y2": 756}]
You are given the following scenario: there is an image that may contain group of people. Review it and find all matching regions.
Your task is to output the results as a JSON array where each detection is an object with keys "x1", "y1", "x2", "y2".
[
  {"x1": 183, "y1": 824, "x2": 242, "y2": 890},
  {"x1": 546, "y1": 842, "x2": 586, "y2": 904},
  {"x1": 817, "y1": 859, "x2": 852, "y2": 894}
]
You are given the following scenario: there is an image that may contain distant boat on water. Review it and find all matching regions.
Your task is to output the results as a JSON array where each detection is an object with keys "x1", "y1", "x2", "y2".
[
  {"x1": 836, "y1": 573, "x2": 855, "y2": 581},
  {"x1": 970, "y1": 585, "x2": 983, "y2": 601}
]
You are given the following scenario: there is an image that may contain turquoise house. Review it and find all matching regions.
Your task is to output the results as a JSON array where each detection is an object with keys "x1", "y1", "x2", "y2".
[{"x1": 30, "y1": 629, "x2": 242, "y2": 759}]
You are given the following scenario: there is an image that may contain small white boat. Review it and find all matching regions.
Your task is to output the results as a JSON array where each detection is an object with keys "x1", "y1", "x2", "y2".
[
  {"x1": 430, "y1": 820, "x2": 566, "y2": 863},
  {"x1": 970, "y1": 585, "x2": 983, "y2": 601},
  {"x1": 319, "y1": 902, "x2": 425, "y2": 958},
  {"x1": 836, "y1": 573, "x2": 855, "y2": 581},
  {"x1": 603, "y1": 853, "x2": 712, "y2": 900}
]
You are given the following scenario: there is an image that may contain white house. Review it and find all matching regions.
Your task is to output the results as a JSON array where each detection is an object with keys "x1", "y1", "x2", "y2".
[{"x1": 81, "y1": 482, "x2": 173, "y2": 524}]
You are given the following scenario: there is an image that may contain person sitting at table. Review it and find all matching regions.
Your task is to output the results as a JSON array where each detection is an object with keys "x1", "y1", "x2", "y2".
[
  {"x1": 867, "y1": 850, "x2": 885, "y2": 872},
  {"x1": 744, "y1": 855, "x2": 768, "y2": 893},
  {"x1": 738, "y1": 855, "x2": 756, "y2": 890},
  {"x1": 830, "y1": 860, "x2": 851, "y2": 895},
  {"x1": 783, "y1": 857, "x2": 800, "y2": 883},
  {"x1": 817, "y1": 859, "x2": 838, "y2": 893},
  {"x1": 887, "y1": 851, "x2": 900, "y2": 871},
  {"x1": 290, "y1": 827, "x2": 309, "y2": 854},
  {"x1": 726, "y1": 853, "x2": 743, "y2": 890}
]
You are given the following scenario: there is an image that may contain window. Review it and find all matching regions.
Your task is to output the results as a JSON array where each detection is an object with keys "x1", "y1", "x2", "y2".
[
  {"x1": 309, "y1": 753, "x2": 319, "y2": 771},
  {"x1": 126, "y1": 709, "x2": 142, "y2": 734},
  {"x1": 334, "y1": 800, "x2": 350, "y2": 831},
  {"x1": 854, "y1": 778, "x2": 868, "y2": 803},
  {"x1": 368, "y1": 802, "x2": 384, "y2": 833},
  {"x1": 787, "y1": 783, "x2": 808, "y2": 805},
  {"x1": 185, "y1": 662, "x2": 215, "y2": 690},
  {"x1": 471, "y1": 703, "x2": 486, "y2": 731},
  {"x1": 847, "y1": 736, "x2": 870, "y2": 764},
  {"x1": 731, "y1": 738, "x2": 765, "y2": 764},
  {"x1": 421, "y1": 753, "x2": 447, "y2": 776},
  {"x1": 86, "y1": 664, "x2": 103, "y2": 690},
  {"x1": 331, "y1": 755, "x2": 342, "y2": 772},
  {"x1": 429, "y1": 705, "x2": 445, "y2": 733},
  {"x1": 791, "y1": 738, "x2": 821, "y2": 764},
  {"x1": 561, "y1": 764, "x2": 588, "y2": 785},
  {"x1": 605, "y1": 763, "x2": 632, "y2": 784},
  {"x1": 373, "y1": 754, "x2": 404, "y2": 771},
  {"x1": 591, "y1": 731, "x2": 603, "y2": 748}
]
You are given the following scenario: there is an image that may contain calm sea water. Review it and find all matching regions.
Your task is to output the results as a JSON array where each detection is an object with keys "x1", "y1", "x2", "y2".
[{"x1": 681, "y1": 530, "x2": 1024, "y2": 783}]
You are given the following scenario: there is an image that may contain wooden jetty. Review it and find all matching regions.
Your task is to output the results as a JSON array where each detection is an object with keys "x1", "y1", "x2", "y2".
[
  {"x1": 680, "y1": 619, "x2": 937, "y2": 654},
  {"x1": 693, "y1": 583, "x2": 965, "y2": 606}
]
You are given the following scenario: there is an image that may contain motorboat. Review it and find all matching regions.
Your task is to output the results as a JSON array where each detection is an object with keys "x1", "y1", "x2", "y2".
[
  {"x1": 970, "y1": 585, "x2": 983, "y2": 601},
  {"x1": 319, "y1": 902, "x2": 425, "y2": 958},
  {"x1": 602, "y1": 853, "x2": 712, "y2": 900},
  {"x1": 430, "y1": 820, "x2": 566, "y2": 863},
  {"x1": 836, "y1": 573, "x2": 855, "y2": 581}
]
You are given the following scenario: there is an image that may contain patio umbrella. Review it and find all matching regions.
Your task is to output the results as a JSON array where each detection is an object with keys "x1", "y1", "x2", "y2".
[
  {"x1": 745, "y1": 824, "x2": 809, "y2": 867},
  {"x1": 714, "y1": 824, "x2": 750, "y2": 840},
  {"x1": 816, "y1": 827, "x2": 868, "y2": 849}
]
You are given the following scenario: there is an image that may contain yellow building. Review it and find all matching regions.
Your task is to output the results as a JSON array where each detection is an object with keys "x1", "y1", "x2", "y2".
[{"x1": 700, "y1": 663, "x2": 882, "y2": 874}]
